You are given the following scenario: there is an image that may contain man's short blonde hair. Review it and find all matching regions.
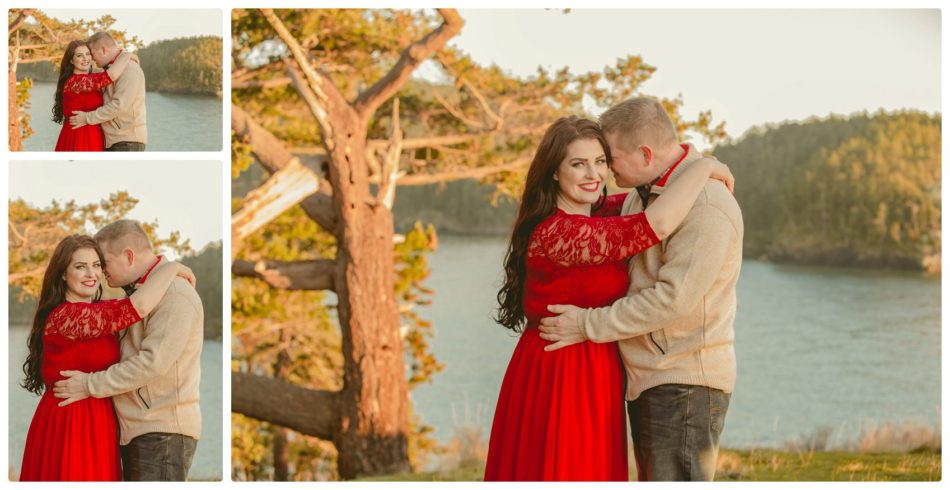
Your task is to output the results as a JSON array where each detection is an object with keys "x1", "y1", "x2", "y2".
[
  {"x1": 86, "y1": 32, "x2": 117, "y2": 50},
  {"x1": 94, "y1": 219, "x2": 153, "y2": 254},
  {"x1": 599, "y1": 97, "x2": 678, "y2": 151}
]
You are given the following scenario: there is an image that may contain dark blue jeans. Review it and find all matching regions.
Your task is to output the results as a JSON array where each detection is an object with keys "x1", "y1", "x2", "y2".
[
  {"x1": 120, "y1": 432, "x2": 197, "y2": 481},
  {"x1": 627, "y1": 384, "x2": 730, "y2": 481},
  {"x1": 106, "y1": 141, "x2": 146, "y2": 151}
]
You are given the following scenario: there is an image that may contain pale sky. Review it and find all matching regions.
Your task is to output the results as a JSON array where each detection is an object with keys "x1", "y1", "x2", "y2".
[
  {"x1": 40, "y1": 9, "x2": 222, "y2": 45},
  {"x1": 436, "y1": 8, "x2": 941, "y2": 147},
  {"x1": 9, "y1": 161, "x2": 223, "y2": 257}
]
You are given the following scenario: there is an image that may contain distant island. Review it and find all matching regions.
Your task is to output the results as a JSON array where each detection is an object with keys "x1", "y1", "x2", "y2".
[
  {"x1": 717, "y1": 110, "x2": 940, "y2": 272},
  {"x1": 16, "y1": 35, "x2": 222, "y2": 97}
]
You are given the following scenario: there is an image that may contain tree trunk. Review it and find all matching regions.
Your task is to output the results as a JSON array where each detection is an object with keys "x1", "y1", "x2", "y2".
[
  {"x1": 329, "y1": 114, "x2": 409, "y2": 479},
  {"x1": 9, "y1": 68, "x2": 22, "y2": 151}
]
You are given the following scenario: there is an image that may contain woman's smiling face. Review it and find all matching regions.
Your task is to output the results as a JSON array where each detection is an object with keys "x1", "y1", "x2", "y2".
[
  {"x1": 63, "y1": 247, "x2": 102, "y2": 302},
  {"x1": 554, "y1": 138, "x2": 609, "y2": 212},
  {"x1": 70, "y1": 45, "x2": 93, "y2": 73}
]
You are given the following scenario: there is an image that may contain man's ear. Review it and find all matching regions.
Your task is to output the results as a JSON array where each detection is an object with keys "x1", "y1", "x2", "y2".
[
  {"x1": 639, "y1": 145, "x2": 655, "y2": 167},
  {"x1": 124, "y1": 248, "x2": 135, "y2": 265}
]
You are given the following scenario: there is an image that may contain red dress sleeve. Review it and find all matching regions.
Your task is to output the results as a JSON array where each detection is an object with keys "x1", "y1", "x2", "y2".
[
  {"x1": 45, "y1": 298, "x2": 142, "y2": 340},
  {"x1": 528, "y1": 210, "x2": 660, "y2": 267},
  {"x1": 64, "y1": 72, "x2": 114, "y2": 94},
  {"x1": 591, "y1": 193, "x2": 628, "y2": 217}
]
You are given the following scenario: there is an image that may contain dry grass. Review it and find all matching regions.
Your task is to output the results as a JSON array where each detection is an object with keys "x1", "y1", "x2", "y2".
[
  {"x1": 784, "y1": 417, "x2": 941, "y2": 454},
  {"x1": 855, "y1": 420, "x2": 941, "y2": 453},
  {"x1": 716, "y1": 450, "x2": 746, "y2": 479},
  {"x1": 438, "y1": 400, "x2": 488, "y2": 474},
  {"x1": 439, "y1": 423, "x2": 488, "y2": 473}
]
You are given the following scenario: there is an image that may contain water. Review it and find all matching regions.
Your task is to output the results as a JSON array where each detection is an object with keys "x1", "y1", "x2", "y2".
[
  {"x1": 411, "y1": 236, "x2": 941, "y2": 450},
  {"x1": 8, "y1": 327, "x2": 223, "y2": 480},
  {"x1": 20, "y1": 81, "x2": 222, "y2": 152}
]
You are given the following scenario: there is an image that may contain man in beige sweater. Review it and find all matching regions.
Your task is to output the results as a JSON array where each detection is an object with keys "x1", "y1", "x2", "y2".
[
  {"x1": 540, "y1": 97, "x2": 743, "y2": 481},
  {"x1": 69, "y1": 32, "x2": 147, "y2": 151},
  {"x1": 53, "y1": 220, "x2": 203, "y2": 481}
]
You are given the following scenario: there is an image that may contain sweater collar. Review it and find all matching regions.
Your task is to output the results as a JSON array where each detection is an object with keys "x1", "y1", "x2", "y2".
[{"x1": 647, "y1": 143, "x2": 703, "y2": 196}]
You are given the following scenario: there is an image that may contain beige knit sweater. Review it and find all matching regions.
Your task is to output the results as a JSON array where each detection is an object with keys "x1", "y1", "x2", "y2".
[
  {"x1": 81, "y1": 57, "x2": 147, "y2": 147},
  {"x1": 87, "y1": 275, "x2": 203, "y2": 445},
  {"x1": 582, "y1": 143, "x2": 744, "y2": 401}
]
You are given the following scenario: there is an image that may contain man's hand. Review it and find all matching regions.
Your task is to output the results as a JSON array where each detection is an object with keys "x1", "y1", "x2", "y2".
[
  {"x1": 69, "y1": 112, "x2": 88, "y2": 129},
  {"x1": 53, "y1": 370, "x2": 91, "y2": 407},
  {"x1": 538, "y1": 304, "x2": 587, "y2": 351}
]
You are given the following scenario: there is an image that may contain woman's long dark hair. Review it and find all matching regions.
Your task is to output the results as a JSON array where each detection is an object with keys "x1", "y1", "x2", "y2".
[
  {"x1": 22, "y1": 235, "x2": 104, "y2": 395},
  {"x1": 52, "y1": 40, "x2": 87, "y2": 125},
  {"x1": 495, "y1": 116, "x2": 611, "y2": 332}
]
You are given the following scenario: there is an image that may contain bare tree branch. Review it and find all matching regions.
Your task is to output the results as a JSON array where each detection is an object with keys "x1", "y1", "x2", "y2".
[
  {"x1": 233, "y1": 60, "x2": 349, "y2": 90},
  {"x1": 232, "y1": 259, "x2": 336, "y2": 292},
  {"x1": 232, "y1": 159, "x2": 322, "y2": 258},
  {"x1": 377, "y1": 98, "x2": 402, "y2": 209},
  {"x1": 8, "y1": 44, "x2": 54, "y2": 50},
  {"x1": 292, "y1": 133, "x2": 494, "y2": 157},
  {"x1": 353, "y1": 9, "x2": 464, "y2": 120},
  {"x1": 8, "y1": 265, "x2": 46, "y2": 283},
  {"x1": 8, "y1": 9, "x2": 34, "y2": 35},
  {"x1": 8, "y1": 222, "x2": 27, "y2": 247},
  {"x1": 232, "y1": 371, "x2": 340, "y2": 440},
  {"x1": 461, "y1": 79, "x2": 503, "y2": 128},
  {"x1": 38, "y1": 18, "x2": 60, "y2": 44},
  {"x1": 380, "y1": 158, "x2": 530, "y2": 186},
  {"x1": 15, "y1": 56, "x2": 62, "y2": 64},
  {"x1": 261, "y1": 8, "x2": 349, "y2": 150},
  {"x1": 431, "y1": 90, "x2": 485, "y2": 129},
  {"x1": 232, "y1": 77, "x2": 292, "y2": 90},
  {"x1": 232, "y1": 103, "x2": 338, "y2": 232},
  {"x1": 283, "y1": 59, "x2": 340, "y2": 142}
]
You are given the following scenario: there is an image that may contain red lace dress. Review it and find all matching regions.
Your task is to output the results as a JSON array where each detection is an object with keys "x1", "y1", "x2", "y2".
[
  {"x1": 19, "y1": 299, "x2": 141, "y2": 481},
  {"x1": 484, "y1": 194, "x2": 660, "y2": 481},
  {"x1": 54, "y1": 71, "x2": 114, "y2": 151}
]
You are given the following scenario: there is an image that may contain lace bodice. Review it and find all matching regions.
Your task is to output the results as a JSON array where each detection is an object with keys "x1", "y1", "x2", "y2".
[
  {"x1": 527, "y1": 206, "x2": 658, "y2": 267},
  {"x1": 63, "y1": 72, "x2": 113, "y2": 94},
  {"x1": 45, "y1": 298, "x2": 141, "y2": 340}
]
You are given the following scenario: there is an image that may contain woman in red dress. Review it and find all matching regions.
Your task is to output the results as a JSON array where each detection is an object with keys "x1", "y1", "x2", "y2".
[
  {"x1": 485, "y1": 117, "x2": 732, "y2": 481},
  {"x1": 18, "y1": 235, "x2": 194, "y2": 481},
  {"x1": 52, "y1": 40, "x2": 134, "y2": 151}
]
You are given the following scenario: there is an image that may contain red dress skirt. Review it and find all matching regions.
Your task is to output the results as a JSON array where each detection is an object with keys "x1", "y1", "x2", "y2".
[
  {"x1": 19, "y1": 298, "x2": 141, "y2": 481},
  {"x1": 54, "y1": 72, "x2": 113, "y2": 151},
  {"x1": 484, "y1": 195, "x2": 660, "y2": 481}
]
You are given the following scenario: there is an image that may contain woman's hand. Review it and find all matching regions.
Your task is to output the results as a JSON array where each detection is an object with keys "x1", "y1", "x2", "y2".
[
  {"x1": 129, "y1": 52, "x2": 140, "y2": 64},
  {"x1": 704, "y1": 157, "x2": 735, "y2": 193},
  {"x1": 176, "y1": 263, "x2": 197, "y2": 287}
]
